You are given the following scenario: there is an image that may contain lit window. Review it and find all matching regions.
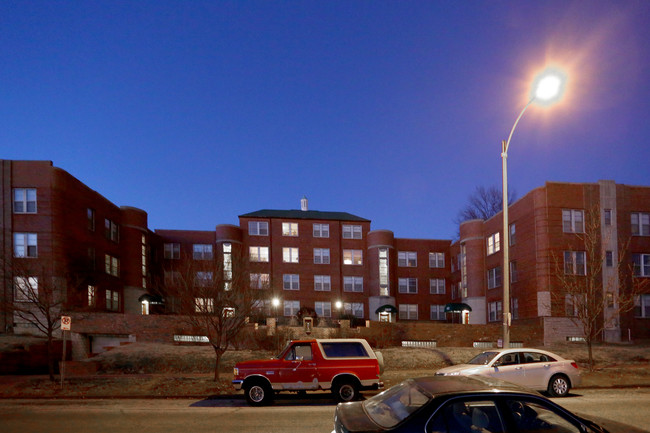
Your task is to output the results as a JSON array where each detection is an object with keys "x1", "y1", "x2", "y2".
[
  {"x1": 249, "y1": 246, "x2": 269, "y2": 262},
  {"x1": 88, "y1": 285, "x2": 96, "y2": 307},
  {"x1": 342, "y1": 225, "x2": 362, "y2": 239},
  {"x1": 195, "y1": 297, "x2": 214, "y2": 313},
  {"x1": 563, "y1": 209, "x2": 584, "y2": 233},
  {"x1": 343, "y1": 249, "x2": 362, "y2": 265},
  {"x1": 487, "y1": 232, "x2": 500, "y2": 255},
  {"x1": 283, "y1": 247, "x2": 299, "y2": 263},
  {"x1": 313, "y1": 223, "x2": 329, "y2": 238},
  {"x1": 14, "y1": 276, "x2": 38, "y2": 302},
  {"x1": 13, "y1": 188, "x2": 37, "y2": 213},
  {"x1": 105, "y1": 254, "x2": 119, "y2": 276},
  {"x1": 379, "y1": 248, "x2": 389, "y2": 296},
  {"x1": 248, "y1": 221, "x2": 269, "y2": 236},
  {"x1": 223, "y1": 243, "x2": 232, "y2": 280},
  {"x1": 282, "y1": 222, "x2": 298, "y2": 236},
  {"x1": 398, "y1": 251, "x2": 417, "y2": 267},
  {"x1": 250, "y1": 273, "x2": 270, "y2": 289}
]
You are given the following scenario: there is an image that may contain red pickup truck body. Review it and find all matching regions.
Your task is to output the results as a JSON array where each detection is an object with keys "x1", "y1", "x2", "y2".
[{"x1": 233, "y1": 338, "x2": 383, "y2": 405}]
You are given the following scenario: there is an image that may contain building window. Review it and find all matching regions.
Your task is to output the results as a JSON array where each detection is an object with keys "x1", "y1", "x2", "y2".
[
  {"x1": 342, "y1": 225, "x2": 362, "y2": 239},
  {"x1": 633, "y1": 254, "x2": 650, "y2": 277},
  {"x1": 564, "y1": 251, "x2": 586, "y2": 275},
  {"x1": 14, "y1": 233, "x2": 37, "y2": 257},
  {"x1": 105, "y1": 219, "x2": 120, "y2": 242},
  {"x1": 106, "y1": 289, "x2": 120, "y2": 311},
  {"x1": 343, "y1": 249, "x2": 362, "y2": 265},
  {"x1": 398, "y1": 278, "x2": 418, "y2": 294},
  {"x1": 141, "y1": 235, "x2": 147, "y2": 289},
  {"x1": 634, "y1": 294, "x2": 650, "y2": 318},
  {"x1": 250, "y1": 273, "x2": 270, "y2": 289},
  {"x1": 606, "y1": 292, "x2": 614, "y2": 308},
  {"x1": 429, "y1": 278, "x2": 445, "y2": 294},
  {"x1": 488, "y1": 301, "x2": 502, "y2": 322},
  {"x1": 460, "y1": 244, "x2": 467, "y2": 289},
  {"x1": 430, "y1": 305, "x2": 446, "y2": 321},
  {"x1": 314, "y1": 275, "x2": 331, "y2": 291},
  {"x1": 14, "y1": 276, "x2": 37, "y2": 302},
  {"x1": 315, "y1": 301, "x2": 331, "y2": 318},
  {"x1": 604, "y1": 209, "x2": 612, "y2": 226},
  {"x1": 249, "y1": 246, "x2": 269, "y2": 262},
  {"x1": 379, "y1": 248, "x2": 389, "y2": 296},
  {"x1": 88, "y1": 285, "x2": 96, "y2": 307},
  {"x1": 399, "y1": 304, "x2": 418, "y2": 320},
  {"x1": 487, "y1": 232, "x2": 500, "y2": 255},
  {"x1": 105, "y1": 254, "x2": 119, "y2": 276},
  {"x1": 87, "y1": 208, "x2": 95, "y2": 231},
  {"x1": 563, "y1": 209, "x2": 585, "y2": 233},
  {"x1": 429, "y1": 252, "x2": 444, "y2": 268},
  {"x1": 194, "y1": 297, "x2": 214, "y2": 313},
  {"x1": 344, "y1": 302, "x2": 364, "y2": 318},
  {"x1": 283, "y1": 274, "x2": 300, "y2": 290},
  {"x1": 164, "y1": 243, "x2": 180, "y2": 259},
  {"x1": 487, "y1": 267, "x2": 502, "y2": 289},
  {"x1": 631, "y1": 212, "x2": 650, "y2": 236},
  {"x1": 248, "y1": 221, "x2": 269, "y2": 236},
  {"x1": 398, "y1": 251, "x2": 417, "y2": 267},
  {"x1": 343, "y1": 276, "x2": 363, "y2": 292},
  {"x1": 193, "y1": 244, "x2": 213, "y2": 260},
  {"x1": 605, "y1": 251, "x2": 614, "y2": 267},
  {"x1": 510, "y1": 261, "x2": 518, "y2": 283},
  {"x1": 313, "y1": 223, "x2": 329, "y2": 238},
  {"x1": 195, "y1": 272, "x2": 213, "y2": 286},
  {"x1": 509, "y1": 223, "x2": 516, "y2": 246},
  {"x1": 222, "y1": 243, "x2": 233, "y2": 283},
  {"x1": 283, "y1": 247, "x2": 299, "y2": 263},
  {"x1": 284, "y1": 300, "x2": 300, "y2": 316},
  {"x1": 314, "y1": 248, "x2": 330, "y2": 264},
  {"x1": 511, "y1": 298, "x2": 519, "y2": 319},
  {"x1": 565, "y1": 294, "x2": 584, "y2": 317},
  {"x1": 13, "y1": 188, "x2": 37, "y2": 213},
  {"x1": 282, "y1": 222, "x2": 298, "y2": 237}
]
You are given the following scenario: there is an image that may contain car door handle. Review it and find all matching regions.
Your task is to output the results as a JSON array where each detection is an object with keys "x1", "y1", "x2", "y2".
[{"x1": 515, "y1": 367, "x2": 523, "y2": 370}]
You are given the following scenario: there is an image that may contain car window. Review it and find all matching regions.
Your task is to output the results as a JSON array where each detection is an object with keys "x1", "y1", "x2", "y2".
[
  {"x1": 495, "y1": 353, "x2": 519, "y2": 366},
  {"x1": 522, "y1": 352, "x2": 556, "y2": 363},
  {"x1": 364, "y1": 380, "x2": 431, "y2": 428},
  {"x1": 285, "y1": 344, "x2": 312, "y2": 361},
  {"x1": 428, "y1": 400, "x2": 505, "y2": 433},
  {"x1": 321, "y1": 342, "x2": 368, "y2": 358},
  {"x1": 505, "y1": 399, "x2": 581, "y2": 433},
  {"x1": 467, "y1": 352, "x2": 498, "y2": 365}
]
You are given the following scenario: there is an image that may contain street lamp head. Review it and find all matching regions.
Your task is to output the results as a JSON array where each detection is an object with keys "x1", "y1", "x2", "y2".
[
  {"x1": 531, "y1": 67, "x2": 566, "y2": 104},
  {"x1": 335, "y1": 300, "x2": 343, "y2": 310},
  {"x1": 272, "y1": 297, "x2": 280, "y2": 307}
]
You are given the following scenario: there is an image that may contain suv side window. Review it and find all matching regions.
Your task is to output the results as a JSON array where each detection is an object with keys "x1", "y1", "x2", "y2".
[
  {"x1": 321, "y1": 342, "x2": 369, "y2": 358},
  {"x1": 285, "y1": 344, "x2": 313, "y2": 361}
]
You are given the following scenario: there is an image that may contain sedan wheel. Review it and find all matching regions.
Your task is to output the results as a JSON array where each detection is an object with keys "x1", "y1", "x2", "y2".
[{"x1": 548, "y1": 375, "x2": 570, "y2": 397}]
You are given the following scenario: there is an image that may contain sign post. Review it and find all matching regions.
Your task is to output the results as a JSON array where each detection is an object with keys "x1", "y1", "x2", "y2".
[{"x1": 60, "y1": 316, "x2": 71, "y2": 387}]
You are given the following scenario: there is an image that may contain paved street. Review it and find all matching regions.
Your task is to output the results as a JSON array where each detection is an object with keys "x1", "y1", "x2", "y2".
[{"x1": 0, "y1": 389, "x2": 648, "y2": 433}]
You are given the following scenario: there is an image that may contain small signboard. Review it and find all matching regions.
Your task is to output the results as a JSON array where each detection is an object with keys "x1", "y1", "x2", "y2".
[{"x1": 61, "y1": 316, "x2": 71, "y2": 331}]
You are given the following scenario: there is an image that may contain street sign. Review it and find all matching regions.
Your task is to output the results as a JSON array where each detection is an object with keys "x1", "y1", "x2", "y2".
[{"x1": 61, "y1": 316, "x2": 71, "y2": 331}]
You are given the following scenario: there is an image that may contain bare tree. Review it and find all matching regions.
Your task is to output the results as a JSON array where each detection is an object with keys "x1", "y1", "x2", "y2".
[
  {"x1": 163, "y1": 248, "x2": 264, "y2": 380},
  {"x1": 455, "y1": 185, "x2": 517, "y2": 224},
  {"x1": 552, "y1": 207, "x2": 648, "y2": 370}
]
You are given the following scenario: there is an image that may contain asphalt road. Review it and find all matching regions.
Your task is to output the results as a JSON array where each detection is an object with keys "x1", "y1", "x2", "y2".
[{"x1": 0, "y1": 388, "x2": 648, "y2": 433}]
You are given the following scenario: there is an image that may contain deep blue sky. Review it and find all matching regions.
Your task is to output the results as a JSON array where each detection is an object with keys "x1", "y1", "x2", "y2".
[{"x1": 2, "y1": 1, "x2": 649, "y2": 239}]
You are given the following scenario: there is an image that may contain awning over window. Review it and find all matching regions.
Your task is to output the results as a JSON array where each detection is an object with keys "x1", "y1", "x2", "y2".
[
  {"x1": 444, "y1": 303, "x2": 472, "y2": 313},
  {"x1": 375, "y1": 304, "x2": 398, "y2": 314},
  {"x1": 138, "y1": 294, "x2": 164, "y2": 305}
]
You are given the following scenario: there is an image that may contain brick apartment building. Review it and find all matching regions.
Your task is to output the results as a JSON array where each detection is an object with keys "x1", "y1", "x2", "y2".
[{"x1": 1, "y1": 160, "x2": 649, "y2": 345}]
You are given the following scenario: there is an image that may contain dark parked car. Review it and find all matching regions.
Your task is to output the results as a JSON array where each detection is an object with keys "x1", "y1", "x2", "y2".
[{"x1": 332, "y1": 375, "x2": 647, "y2": 433}]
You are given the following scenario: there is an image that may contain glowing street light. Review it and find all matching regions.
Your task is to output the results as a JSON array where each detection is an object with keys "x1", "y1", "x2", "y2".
[{"x1": 501, "y1": 67, "x2": 566, "y2": 348}]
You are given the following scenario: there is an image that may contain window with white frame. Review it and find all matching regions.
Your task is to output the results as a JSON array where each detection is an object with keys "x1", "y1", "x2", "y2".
[
  {"x1": 564, "y1": 251, "x2": 586, "y2": 275},
  {"x1": 13, "y1": 188, "x2": 37, "y2": 213},
  {"x1": 195, "y1": 271, "x2": 213, "y2": 286},
  {"x1": 14, "y1": 233, "x2": 37, "y2": 257},
  {"x1": 429, "y1": 252, "x2": 444, "y2": 268},
  {"x1": 429, "y1": 278, "x2": 445, "y2": 294},
  {"x1": 315, "y1": 301, "x2": 332, "y2": 318},
  {"x1": 250, "y1": 273, "x2": 270, "y2": 289},
  {"x1": 284, "y1": 300, "x2": 300, "y2": 316},
  {"x1": 283, "y1": 274, "x2": 300, "y2": 290},
  {"x1": 399, "y1": 304, "x2": 418, "y2": 320},
  {"x1": 283, "y1": 247, "x2": 299, "y2": 263},
  {"x1": 509, "y1": 223, "x2": 516, "y2": 246},
  {"x1": 430, "y1": 305, "x2": 446, "y2": 321},
  {"x1": 314, "y1": 248, "x2": 330, "y2": 264},
  {"x1": 631, "y1": 212, "x2": 650, "y2": 236},
  {"x1": 565, "y1": 294, "x2": 585, "y2": 317},
  {"x1": 343, "y1": 276, "x2": 363, "y2": 292},
  {"x1": 563, "y1": 209, "x2": 585, "y2": 233},
  {"x1": 106, "y1": 289, "x2": 120, "y2": 311},
  {"x1": 14, "y1": 276, "x2": 37, "y2": 302},
  {"x1": 105, "y1": 254, "x2": 119, "y2": 277},
  {"x1": 141, "y1": 235, "x2": 147, "y2": 289},
  {"x1": 398, "y1": 251, "x2": 417, "y2": 267},
  {"x1": 633, "y1": 254, "x2": 650, "y2": 277},
  {"x1": 164, "y1": 243, "x2": 180, "y2": 259},
  {"x1": 314, "y1": 275, "x2": 331, "y2": 291},
  {"x1": 379, "y1": 248, "x2": 389, "y2": 296},
  {"x1": 282, "y1": 222, "x2": 298, "y2": 237},
  {"x1": 342, "y1": 225, "x2": 362, "y2": 239},
  {"x1": 398, "y1": 277, "x2": 417, "y2": 294},
  {"x1": 248, "y1": 221, "x2": 269, "y2": 236},
  {"x1": 222, "y1": 243, "x2": 232, "y2": 281},
  {"x1": 193, "y1": 244, "x2": 213, "y2": 260},
  {"x1": 487, "y1": 267, "x2": 501, "y2": 289},
  {"x1": 105, "y1": 219, "x2": 120, "y2": 242},
  {"x1": 634, "y1": 294, "x2": 650, "y2": 318},
  {"x1": 487, "y1": 232, "x2": 500, "y2": 255},
  {"x1": 88, "y1": 285, "x2": 96, "y2": 307},
  {"x1": 194, "y1": 297, "x2": 214, "y2": 313},
  {"x1": 510, "y1": 261, "x2": 518, "y2": 283},
  {"x1": 222, "y1": 307, "x2": 235, "y2": 318},
  {"x1": 343, "y1": 249, "x2": 362, "y2": 265},
  {"x1": 488, "y1": 301, "x2": 502, "y2": 322},
  {"x1": 313, "y1": 223, "x2": 329, "y2": 238},
  {"x1": 249, "y1": 246, "x2": 269, "y2": 262},
  {"x1": 344, "y1": 302, "x2": 364, "y2": 318}
]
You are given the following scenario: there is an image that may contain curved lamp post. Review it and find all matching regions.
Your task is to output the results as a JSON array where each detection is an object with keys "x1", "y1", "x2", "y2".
[{"x1": 502, "y1": 69, "x2": 566, "y2": 348}]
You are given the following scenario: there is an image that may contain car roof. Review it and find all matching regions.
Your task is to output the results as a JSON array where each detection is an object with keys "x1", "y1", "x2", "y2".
[
  {"x1": 411, "y1": 375, "x2": 544, "y2": 397},
  {"x1": 480, "y1": 348, "x2": 565, "y2": 358}
]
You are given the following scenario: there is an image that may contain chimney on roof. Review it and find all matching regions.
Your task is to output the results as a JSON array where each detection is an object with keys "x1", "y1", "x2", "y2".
[{"x1": 301, "y1": 196, "x2": 308, "y2": 211}]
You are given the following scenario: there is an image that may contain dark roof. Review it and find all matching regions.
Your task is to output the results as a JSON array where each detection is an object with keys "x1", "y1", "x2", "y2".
[{"x1": 239, "y1": 209, "x2": 370, "y2": 222}]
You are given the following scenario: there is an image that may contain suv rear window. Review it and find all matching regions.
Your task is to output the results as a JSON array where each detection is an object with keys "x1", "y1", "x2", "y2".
[{"x1": 321, "y1": 342, "x2": 369, "y2": 358}]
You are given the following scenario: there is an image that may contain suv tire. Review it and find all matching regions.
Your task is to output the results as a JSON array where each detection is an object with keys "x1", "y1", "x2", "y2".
[
  {"x1": 245, "y1": 381, "x2": 273, "y2": 406},
  {"x1": 333, "y1": 379, "x2": 359, "y2": 402}
]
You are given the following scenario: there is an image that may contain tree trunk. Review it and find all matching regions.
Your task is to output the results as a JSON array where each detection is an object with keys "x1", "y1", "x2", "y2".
[
  {"x1": 212, "y1": 346, "x2": 223, "y2": 381},
  {"x1": 587, "y1": 339, "x2": 594, "y2": 372},
  {"x1": 46, "y1": 330, "x2": 55, "y2": 381}
]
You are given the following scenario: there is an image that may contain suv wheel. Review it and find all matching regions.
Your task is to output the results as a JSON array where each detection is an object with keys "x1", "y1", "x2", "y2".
[
  {"x1": 245, "y1": 382, "x2": 273, "y2": 406},
  {"x1": 333, "y1": 379, "x2": 359, "y2": 402},
  {"x1": 547, "y1": 374, "x2": 570, "y2": 397}
]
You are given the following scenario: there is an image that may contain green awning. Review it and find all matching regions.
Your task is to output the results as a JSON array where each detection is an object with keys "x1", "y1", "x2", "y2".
[
  {"x1": 444, "y1": 303, "x2": 472, "y2": 313},
  {"x1": 375, "y1": 304, "x2": 398, "y2": 314}
]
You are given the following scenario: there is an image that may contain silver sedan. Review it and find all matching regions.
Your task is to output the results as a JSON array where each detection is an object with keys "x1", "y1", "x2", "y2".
[{"x1": 435, "y1": 348, "x2": 581, "y2": 397}]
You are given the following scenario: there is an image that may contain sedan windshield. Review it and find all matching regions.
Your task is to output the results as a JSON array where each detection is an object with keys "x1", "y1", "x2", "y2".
[
  {"x1": 467, "y1": 351, "x2": 499, "y2": 365},
  {"x1": 363, "y1": 379, "x2": 432, "y2": 428}
]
